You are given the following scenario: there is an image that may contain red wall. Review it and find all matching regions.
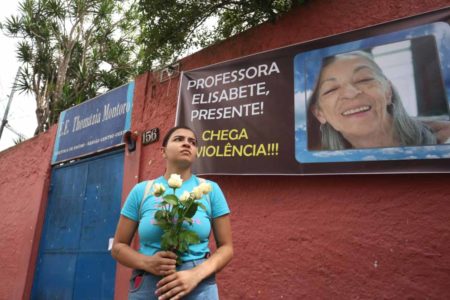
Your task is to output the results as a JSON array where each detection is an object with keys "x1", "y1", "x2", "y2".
[
  {"x1": 116, "y1": 0, "x2": 450, "y2": 299},
  {"x1": 0, "y1": 127, "x2": 56, "y2": 300}
]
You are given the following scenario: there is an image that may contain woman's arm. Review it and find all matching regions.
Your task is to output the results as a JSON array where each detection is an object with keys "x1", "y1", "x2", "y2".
[
  {"x1": 194, "y1": 214, "x2": 234, "y2": 276},
  {"x1": 155, "y1": 214, "x2": 233, "y2": 299},
  {"x1": 111, "y1": 215, "x2": 177, "y2": 276}
]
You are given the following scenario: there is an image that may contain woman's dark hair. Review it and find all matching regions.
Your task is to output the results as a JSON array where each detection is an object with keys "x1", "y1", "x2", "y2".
[{"x1": 162, "y1": 126, "x2": 197, "y2": 147}]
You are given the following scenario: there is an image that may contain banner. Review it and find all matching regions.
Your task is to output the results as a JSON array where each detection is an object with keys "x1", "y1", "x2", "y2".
[
  {"x1": 176, "y1": 8, "x2": 450, "y2": 175},
  {"x1": 52, "y1": 82, "x2": 134, "y2": 164}
]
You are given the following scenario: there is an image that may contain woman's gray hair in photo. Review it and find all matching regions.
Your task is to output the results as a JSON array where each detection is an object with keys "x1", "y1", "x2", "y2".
[{"x1": 308, "y1": 51, "x2": 436, "y2": 150}]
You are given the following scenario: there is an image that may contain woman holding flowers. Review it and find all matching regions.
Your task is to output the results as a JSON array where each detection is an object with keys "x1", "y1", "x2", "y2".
[{"x1": 112, "y1": 126, "x2": 233, "y2": 300}]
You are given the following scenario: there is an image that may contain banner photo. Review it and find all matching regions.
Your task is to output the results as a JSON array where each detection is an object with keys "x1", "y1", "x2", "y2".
[
  {"x1": 176, "y1": 8, "x2": 450, "y2": 175},
  {"x1": 52, "y1": 82, "x2": 134, "y2": 164}
]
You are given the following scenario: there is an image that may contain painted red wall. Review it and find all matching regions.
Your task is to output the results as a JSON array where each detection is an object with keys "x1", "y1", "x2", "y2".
[
  {"x1": 116, "y1": 0, "x2": 450, "y2": 299},
  {"x1": 0, "y1": 127, "x2": 56, "y2": 300}
]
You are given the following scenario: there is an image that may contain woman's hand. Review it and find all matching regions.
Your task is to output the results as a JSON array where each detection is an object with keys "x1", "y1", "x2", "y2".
[
  {"x1": 154, "y1": 269, "x2": 201, "y2": 300},
  {"x1": 424, "y1": 120, "x2": 450, "y2": 144},
  {"x1": 153, "y1": 215, "x2": 233, "y2": 299},
  {"x1": 143, "y1": 251, "x2": 178, "y2": 276}
]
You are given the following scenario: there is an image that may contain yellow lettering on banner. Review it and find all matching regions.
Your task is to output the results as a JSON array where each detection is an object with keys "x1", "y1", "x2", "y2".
[
  {"x1": 198, "y1": 128, "x2": 278, "y2": 158},
  {"x1": 202, "y1": 128, "x2": 248, "y2": 141},
  {"x1": 224, "y1": 143, "x2": 232, "y2": 157},
  {"x1": 197, "y1": 143, "x2": 279, "y2": 158},
  {"x1": 205, "y1": 146, "x2": 216, "y2": 157},
  {"x1": 243, "y1": 145, "x2": 253, "y2": 157}
]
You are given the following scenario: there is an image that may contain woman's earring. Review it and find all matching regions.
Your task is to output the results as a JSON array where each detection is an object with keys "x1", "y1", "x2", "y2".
[{"x1": 387, "y1": 102, "x2": 395, "y2": 114}]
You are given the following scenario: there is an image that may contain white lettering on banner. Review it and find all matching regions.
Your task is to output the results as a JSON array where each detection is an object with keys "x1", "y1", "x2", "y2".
[
  {"x1": 192, "y1": 82, "x2": 269, "y2": 105},
  {"x1": 191, "y1": 102, "x2": 264, "y2": 121},
  {"x1": 69, "y1": 102, "x2": 129, "y2": 133},
  {"x1": 72, "y1": 110, "x2": 102, "y2": 132},
  {"x1": 187, "y1": 62, "x2": 280, "y2": 90},
  {"x1": 102, "y1": 102, "x2": 129, "y2": 121}
]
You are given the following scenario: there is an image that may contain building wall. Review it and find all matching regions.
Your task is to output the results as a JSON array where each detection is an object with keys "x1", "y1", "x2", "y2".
[
  {"x1": 117, "y1": 0, "x2": 450, "y2": 299},
  {"x1": 0, "y1": 127, "x2": 56, "y2": 300}
]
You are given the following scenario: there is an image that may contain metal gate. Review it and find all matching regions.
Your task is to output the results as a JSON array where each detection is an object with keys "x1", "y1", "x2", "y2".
[{"x1": 31, "y1": 150, "x2": 124, "y2": 300}]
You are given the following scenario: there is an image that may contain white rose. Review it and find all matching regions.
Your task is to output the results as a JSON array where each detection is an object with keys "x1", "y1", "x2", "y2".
[
  {"x1": 192, "y1": 186, "x2": 203, "y2": 200},
  {"x1": 179, "y1": 191, "x2": 191, "y2": 202},
  {"x1": 152, "y1": 183, "x2": 165, "y2": 197},
  {"x1": 199, "y1": 182, "x2": 212, "y2": 194},
  {"x1": 168, "y1": 174, "x2": 182, "y2": 188}
]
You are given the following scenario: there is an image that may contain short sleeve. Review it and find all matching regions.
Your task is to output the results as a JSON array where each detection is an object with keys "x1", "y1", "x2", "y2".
[
  {"x1": 121, "y1": 182, "x2": 146, "y2": 222},
  {"x1": 209, "y1": 181, "x2": 230, "y2": 218}
]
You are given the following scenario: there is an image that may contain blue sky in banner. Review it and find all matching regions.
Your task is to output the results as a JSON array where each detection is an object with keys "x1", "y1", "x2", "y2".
[{"x1": 293, "y1": 22, "x2": 450, "y2": 163}]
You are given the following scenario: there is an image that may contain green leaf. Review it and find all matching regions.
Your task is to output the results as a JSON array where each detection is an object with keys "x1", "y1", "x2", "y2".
[
  {"x1": 161, "y1": 230, "x2": 178, "y2": 251},
  {"x1": 176, "y1": 206, "x2": 185, "y2": 218},
  {"x1": 135, "y1": 0, "x2": 299, "y2": 73},
  {"x1": 156, "y1": 222, "x2": 171, "y2": 231},
  {"x1": 163, "y1": 194, "x2": 179, "y2": 206},
  {"x1": 154, "y1": 210, "x2": 166, "y2": 221},
  {"x1": 178, "y1": 240, "x2": 188, "y2": 253},
  {"x1": 180, "y1": 230, "x2": 200, "y2": 245},
  {"x1": 4, "y1": 0, "x2": 141, "y2": 134},
  {"x1": 185, "y1": 202, "x2": 198, "y2": 218},
  {"x1": 197, "y1": 202, "x2": 207, "y2": 212}
]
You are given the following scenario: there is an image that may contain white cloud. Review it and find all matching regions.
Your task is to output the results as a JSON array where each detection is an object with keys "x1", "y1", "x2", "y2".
[
  {"x1": 296, "y1": 124, "x2": 307, "y2": 131},
  {"x1": 380, "y1": 147, "x2": 404, "y2": 154},
  {"x1": 312, "y1": 150, "x2": 347, "y2": 157},
  {"x1": 362, "y1": 155, "x2": 377, "y2": 161}
]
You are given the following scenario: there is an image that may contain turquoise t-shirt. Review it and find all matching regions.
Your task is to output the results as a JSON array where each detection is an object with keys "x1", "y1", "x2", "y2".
[{"x1": 121, "y1": 175, "x2": 230, "y2": 261}]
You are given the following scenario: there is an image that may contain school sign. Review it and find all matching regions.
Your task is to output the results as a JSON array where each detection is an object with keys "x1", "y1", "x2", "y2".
[{"x1": 52, "y1": 82, "x2": 134, "y2": 164}]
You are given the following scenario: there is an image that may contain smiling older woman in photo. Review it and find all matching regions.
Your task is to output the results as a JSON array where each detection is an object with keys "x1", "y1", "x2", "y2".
[{"x1": 308, "y1": 51, "x2": 437, "y2": 150}]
